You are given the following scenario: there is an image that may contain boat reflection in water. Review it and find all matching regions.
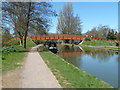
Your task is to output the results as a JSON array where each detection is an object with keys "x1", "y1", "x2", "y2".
[{"x1": 48, "y1": 41, "x2": 58, "y2": 54}]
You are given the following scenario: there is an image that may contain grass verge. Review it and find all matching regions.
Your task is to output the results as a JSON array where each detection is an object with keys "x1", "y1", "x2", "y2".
[
  {"x1": 2, "y1": 38, "x2": 36, "y2": 72},
  {"x1": 2, "y1": 52, "x2": 25, "y2": 72},
  {"x1": 81, "y1": 39, "x2": 116, "y2": 46},
  {"x1": 103, "y1": 46, "x2": 120, "y2": 50},
  {"x1": 39, "y1": 51, "x2": 112, "y2": 88}
]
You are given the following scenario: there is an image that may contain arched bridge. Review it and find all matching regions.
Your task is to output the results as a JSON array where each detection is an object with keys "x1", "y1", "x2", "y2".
[
  {"x1": 28, "y1": 34, "x2": 85, "y2": 41},
  {"x1": 9, "y1": 34, "x2": 120, "y2": 45}
]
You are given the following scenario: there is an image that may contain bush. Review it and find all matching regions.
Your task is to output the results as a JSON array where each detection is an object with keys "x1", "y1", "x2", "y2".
[
  {"x1": 85, "y1": 38, "x2": 91, "y2": 41},
  {"x1": 1, "y1": 46, "x2": 16, "y2": 60},
  {"x1": 2, "y1": 46, "x2": 16, "y2": 54},
  {"x1": 1, "y1": 45, "x2": 26, "y2": 60},
  {"x1": 39, "y1": 46, "x2": 48, "y2": 52},
  {"x1": 34, "y1": 40, "x2": 40, "y2": 45}
]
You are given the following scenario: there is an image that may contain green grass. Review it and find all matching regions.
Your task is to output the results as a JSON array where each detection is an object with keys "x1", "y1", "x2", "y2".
[
  {"x1": 2, "y1": 52, "x2": 25, "y2": 72},
  {"x1": 5, "y1": 39, "x2": 20, "y2": 46},
  {"x1": 81, "y1": 39, "x2": 116, "y2": 46},
  {"x1": 40, "y1": 51, "x2": 112, "y2": 88},
  {"x1": 26, "y1": 38, "x2": 36, "y2": 48},
  {"x1": 5, "y1": 38, "x2": 36, "y2": 48},
  {"x1": 2, "y1": 45, "x2": 26, "y2": 72},
  {"x1": 103, "y1": 46, "x2": 120, "y2": 50},
  {"x1": 2, "y1": 38, "x2": 36, "y2": 72}
]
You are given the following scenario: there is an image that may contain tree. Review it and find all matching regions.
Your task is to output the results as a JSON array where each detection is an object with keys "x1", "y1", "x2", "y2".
[
  {"x1": 97, "y1": 25, "x2": 110, "y2": 38},
  {"x1": 84, "y1": 25, "x2": 113, "y2": 39},
  {"x1": 57, "y1": 3, "x2": 82, "y2": 35},
  {"x1": 2, "y1": 2, "x2": 56, "y2": 48},
  {"x1": 2, "y1": 29, "x2": 12, "y2": 46},
  {"x1": 84, "y1": 27, "x2": 98, "y2": 37},
  {"x1": 107, "y1": 29, "x2": 116, "y2": 40},
  {"x1": 116, "y1": 32, "x2": 120, "y2": 40},
  {"x1": 2, "y1": 2, "x2": 29, "y2": 46}
]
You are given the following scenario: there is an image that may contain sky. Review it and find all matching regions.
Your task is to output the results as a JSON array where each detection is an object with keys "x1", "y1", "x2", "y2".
[{"x1": 49, "y1": 2, "x2": 118, "y2": 34}]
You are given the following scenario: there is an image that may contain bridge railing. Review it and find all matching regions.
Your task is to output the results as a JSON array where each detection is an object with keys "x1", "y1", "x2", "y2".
[{"x1": 7, "y1": 34, "x2": 120, "y2": 44}]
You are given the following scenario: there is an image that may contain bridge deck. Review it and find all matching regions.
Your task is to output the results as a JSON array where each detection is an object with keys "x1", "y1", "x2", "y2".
[{"x1": 8, "y1": 34, "x2": 120, "y2": 44}]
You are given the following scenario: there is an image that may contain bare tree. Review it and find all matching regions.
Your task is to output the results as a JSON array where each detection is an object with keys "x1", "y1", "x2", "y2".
[
  {"x1": 85, "y1": 25, "x2": 111, "y2": 39},
  {"x1": 2, "y1": 2, "x2": 56, "y2": 48},
  {"x1": 57, "y1": 3, "x2": 82, "y2": 35},
  {"x1": 2, "y1": 2, "x2": 28, "y2": 46},
  {"x1": 2, "y1": 29, "x2": 12, "y2": 46}
]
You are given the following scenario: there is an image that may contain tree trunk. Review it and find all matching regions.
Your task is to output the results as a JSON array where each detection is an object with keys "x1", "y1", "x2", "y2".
[
  {"x1": 20, "y1": 38, "x2": 23, "y2": 46},
  {"x1": 23, "y1": 2, "x2": 31, "y2": 48},
  {"x1": 23, "y1": 35, "x2": 27, "y2": 48},
  {"x1": 116, "y1": 42, "x2": 119, "y2": 46}
]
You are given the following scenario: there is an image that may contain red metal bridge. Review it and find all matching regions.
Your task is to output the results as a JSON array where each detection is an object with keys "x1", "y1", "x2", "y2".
[{"x1": 9, "y1": 34, "x2": 120, "y2": 45}]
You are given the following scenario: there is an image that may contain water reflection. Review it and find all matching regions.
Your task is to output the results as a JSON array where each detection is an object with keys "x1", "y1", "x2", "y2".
[{"x1": 57, "y1": 44, "x2": 119, "y2": 88}]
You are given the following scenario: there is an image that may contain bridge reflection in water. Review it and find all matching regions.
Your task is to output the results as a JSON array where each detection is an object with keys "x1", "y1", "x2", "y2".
[
  {"x1": 57, "y1": 45, "x2": 84, "y2": 55},
  {"x1": 57, "y1": 45, "x2": 110, "y2": 56},
  {"x1": 58, "y1": 51, "x2": 84, "y2": 56}
]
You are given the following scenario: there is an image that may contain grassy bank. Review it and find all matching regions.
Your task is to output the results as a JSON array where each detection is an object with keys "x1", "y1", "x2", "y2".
[
  {"x1": 2, "y1": 39, "x2": 36, "y2": 72},
  {"x1": 2, "y1": 51, "x2": 25, "y2": 72},
  {"x1": 81, "y1": 39, "x2": 116, "y2": 46},
  {"x1": 40, "y1": 51, "x2": 112, "y2": 88},
  {"x1": 78, "y1": 39, "x2": 120, "y2": 50},
  {"x1": 102, "y1": 46, "x2": 120, "y2": 50}
]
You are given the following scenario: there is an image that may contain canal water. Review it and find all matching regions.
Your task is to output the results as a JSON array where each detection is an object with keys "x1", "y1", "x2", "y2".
[{"x1": 57, "y1": 44, "x2": 119, "y2": 88}]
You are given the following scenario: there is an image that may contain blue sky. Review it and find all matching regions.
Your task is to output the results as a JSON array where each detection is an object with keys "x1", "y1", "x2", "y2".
[{"x1": 49, "y1": 2, "x2": 118, "y2": 34}]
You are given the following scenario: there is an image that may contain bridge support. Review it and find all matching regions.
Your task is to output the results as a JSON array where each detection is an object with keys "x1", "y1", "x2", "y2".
[{"x1": 79, "y1": 40, "x2": 84, "y2": 44}]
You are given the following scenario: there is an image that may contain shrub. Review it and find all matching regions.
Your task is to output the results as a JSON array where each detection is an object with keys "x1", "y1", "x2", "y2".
[
  {"x1": 2, "y1": 46, "x2": 16, "y2": 54},
  {"x1": 85, "y1": 38, "x2": 91, "y2": 41},
  {"x1": 39, "y1": 46, "x2": 48, "y2": 52}
]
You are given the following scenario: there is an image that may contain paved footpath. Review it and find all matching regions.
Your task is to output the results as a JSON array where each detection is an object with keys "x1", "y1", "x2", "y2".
[{"x1": 21, "y1": 45, "x2": 61, "y2": 88}]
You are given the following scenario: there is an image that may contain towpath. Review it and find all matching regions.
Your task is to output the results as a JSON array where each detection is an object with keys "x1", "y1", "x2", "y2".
[
  {"x1": 21, "y1": 45, "x2": 61, "y2": 88},
  {"x1": 2, "y1": 45, "x2": 61, "y2": 88}
]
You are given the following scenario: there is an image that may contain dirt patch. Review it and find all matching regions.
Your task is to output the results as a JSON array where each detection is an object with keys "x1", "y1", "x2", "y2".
[
  {"x1": 63, "y1": 80, "x2": 71, "y2": 85},
  {"x1": 53, "y1": 68, "x2": 72, "y2": 86},
  {"x1": 2, "y1": 45, "x2": 61, "y2": 88},
  {"x1": 45, "y1": 59, "x2": 72, "y2": 87},
  {"x1": 2, "y1": 69, "x2": 22, "y2": 88},
  {"x1": 2, "y1": 54, "x2": 27, "y2": 88}
]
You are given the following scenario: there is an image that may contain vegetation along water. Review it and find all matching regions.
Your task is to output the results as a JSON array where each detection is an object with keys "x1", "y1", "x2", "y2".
[{"x1": 57, "y1": 44, "x2": 119, "y2": 88}]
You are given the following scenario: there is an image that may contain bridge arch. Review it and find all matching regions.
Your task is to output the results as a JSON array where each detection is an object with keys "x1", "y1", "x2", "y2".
[
  {"x1": 8, "y1": 34, "x2": 120, "y2": 46},
  {"x1": 29, "y1": 34, "x2": 85, "y2": 41}
]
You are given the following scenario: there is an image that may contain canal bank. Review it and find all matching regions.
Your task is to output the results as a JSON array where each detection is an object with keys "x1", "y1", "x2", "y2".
[
  {"x1": 56, "y1": 44, "x2": 119, "y2": 88},
  {"x1": 79, "y1": 39, "x2": 120, "y2": 51},
  {"x1": 64, "y1": 43, "x2": 120, "y2": 51},
  {"x1": 39, "y1": 51, "x2": 112, "y2": 88},
  {"x1": 80, "y1": 45, "x2": 120, "y2": 51}
]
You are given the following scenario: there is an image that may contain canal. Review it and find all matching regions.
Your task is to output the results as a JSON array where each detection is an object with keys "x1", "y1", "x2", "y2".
[{"x1": 57, "y1": 44, "x2": 119, "y2": 88}]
